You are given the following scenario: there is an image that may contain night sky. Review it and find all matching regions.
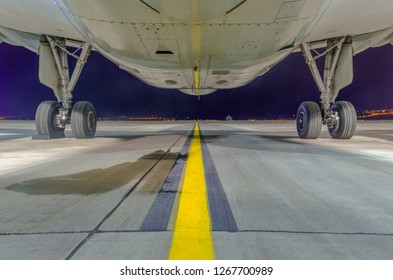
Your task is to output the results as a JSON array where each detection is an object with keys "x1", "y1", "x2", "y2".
[{"x1": 1, "y1": 43, "x2": 393, "y2": 120}]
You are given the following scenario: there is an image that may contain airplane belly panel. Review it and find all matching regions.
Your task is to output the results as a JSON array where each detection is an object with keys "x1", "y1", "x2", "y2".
[
  {"x1": 0, "y1": 0, "x2": 82, "y2": 40},
  {"x1": 308, "y1": 0, "x2": 393, "y2": 41},
  {"x1": 56, "y1": 0, "x2": 328, "y2": 93}
]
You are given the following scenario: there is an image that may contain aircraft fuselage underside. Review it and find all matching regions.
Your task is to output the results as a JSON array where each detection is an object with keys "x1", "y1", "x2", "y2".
[
  {"x1": 55, "y1": 0, "x2": 329, "y2": 94},
  {"x1": 2, "y1": 0, "x2": 393, "y2": 139}
]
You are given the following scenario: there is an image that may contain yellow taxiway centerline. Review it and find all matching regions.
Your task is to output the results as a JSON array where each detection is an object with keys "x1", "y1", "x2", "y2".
[{"x1": 169, "y1": 123, "x2": 214, "y2": 260}]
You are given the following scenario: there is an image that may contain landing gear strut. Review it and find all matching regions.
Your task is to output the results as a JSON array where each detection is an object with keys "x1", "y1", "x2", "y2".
[
  {"x1": 35, "y1": 35, "x2": 96, "y2": 139},
  {"x1": 298, "y1": 37, "x2": 357, "y2": 140}
]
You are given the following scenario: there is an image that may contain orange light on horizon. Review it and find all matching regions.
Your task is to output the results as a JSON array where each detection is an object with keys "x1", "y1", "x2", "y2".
[{"x1": 358, "y1": 110, "x2": 393, "y2": 119}]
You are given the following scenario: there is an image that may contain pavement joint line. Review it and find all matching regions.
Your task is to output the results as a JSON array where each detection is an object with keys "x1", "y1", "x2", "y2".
[
  {"x1": 64, "y1": 124, "x2": 194, "y2": 260},
  {"x1": 0, "y1": 231, "x2": 90, "y2": 236},
  {"x1": 237, "y1": 229, "x2": 393, "y2": 236},
  {"x1": 3, "y1": 229, "x2": 393, "y2": 237}
]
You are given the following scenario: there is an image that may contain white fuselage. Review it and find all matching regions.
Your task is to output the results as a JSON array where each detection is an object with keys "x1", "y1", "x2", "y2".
[{"x1": 1, "y1": 0, "x2": 393, "y2": 95}]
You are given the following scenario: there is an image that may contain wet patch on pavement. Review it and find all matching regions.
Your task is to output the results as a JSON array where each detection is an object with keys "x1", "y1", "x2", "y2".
[{"x1": 6, "y1": 150, "x2": 178, "y2": 195}]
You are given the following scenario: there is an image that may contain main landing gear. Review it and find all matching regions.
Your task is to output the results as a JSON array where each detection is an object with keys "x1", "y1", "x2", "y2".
[
  {"x1": 35, "y1": 100, "x2": 97, "y2": 139},
  {"x1": 34, "y1": 35, "x2": 96, "y2": 139},
  {"x1": 297, "y1": 37, "x2": 357, "y2": 140}
]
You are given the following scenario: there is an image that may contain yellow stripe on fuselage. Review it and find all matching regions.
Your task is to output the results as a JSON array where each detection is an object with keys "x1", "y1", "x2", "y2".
[
  {"x1": 169, "y1": 123, "x2": 214, "y2": 260},
  {"x1": 194, "y1": 67, "x2": 199, "y2": 96}
]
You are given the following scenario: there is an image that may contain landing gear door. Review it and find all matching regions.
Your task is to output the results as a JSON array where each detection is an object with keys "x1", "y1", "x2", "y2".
[
  {"x1": 39, "y1": 41, "x2": 60, "y2": 101},
  {"x1": 333, "y1": 43, "x2": 353, "y2": 101}
]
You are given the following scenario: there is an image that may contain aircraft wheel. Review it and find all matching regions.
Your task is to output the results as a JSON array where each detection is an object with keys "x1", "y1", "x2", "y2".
[
  {"x1": 328, "y1": 101, "x2": 357, "y2": 139},
  {"x1": 35, "y1": 101, "x2": 65, "y2": 138},
  {"x1": 71, "y1": 101, "x2": 97, "y2": 138},
  {"x1": 296, "y1": 101, "x2": 322, "y2": 139}
]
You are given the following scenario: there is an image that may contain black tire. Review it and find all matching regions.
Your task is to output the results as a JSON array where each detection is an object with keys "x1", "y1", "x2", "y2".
[
  {"x1": 71, "y1": 101, "x2": 97, "y2": 138},
  {"x1": 296, "y1": 101, "x2": 322, "y2": 139},
  {"x1": 35, "y1": 101, "x2": 65, "y2": 138},
  {"x1": 328, "y1": 101, "x2": 357, "y2": 139}
]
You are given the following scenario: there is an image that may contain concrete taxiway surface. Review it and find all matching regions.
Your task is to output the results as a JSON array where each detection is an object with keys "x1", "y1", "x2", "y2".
[{"x1": 1, "y1": 120, "x2": 393, "y2": 259}]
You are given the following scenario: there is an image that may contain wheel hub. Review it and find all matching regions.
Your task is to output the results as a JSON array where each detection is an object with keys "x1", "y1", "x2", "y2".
[
  {"x1": 298, "y1": 111, "x2": 305, "y2": 131},
  {"x1": 325, "y1": 110, "x2": 340, "y2": 131},
  {"x1": 55, "y1": 107, "x2": 70, "y2": 129},
  {"x1": 87, "y1": 111, "x2": 96, "y2": 131}
]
